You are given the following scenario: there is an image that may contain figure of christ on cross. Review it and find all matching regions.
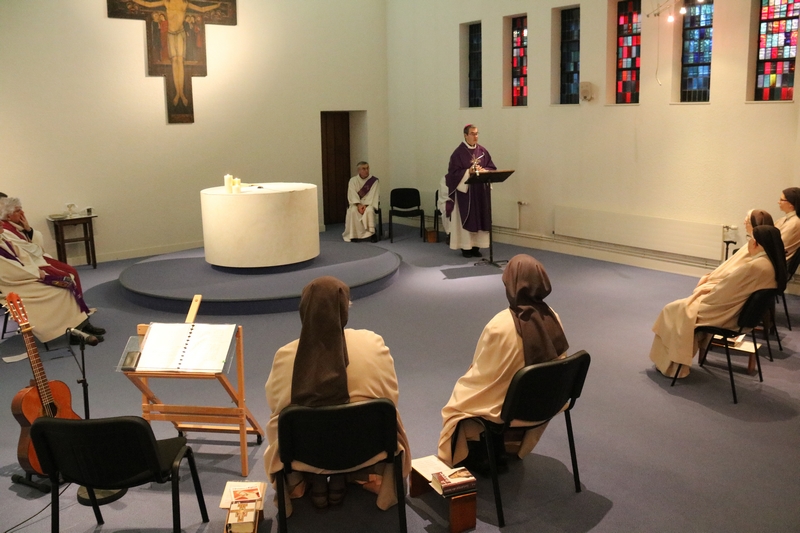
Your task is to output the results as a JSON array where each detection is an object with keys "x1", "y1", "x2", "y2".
[{"x1": 129, "y1": 0, "x2": 221, "y2": 107}]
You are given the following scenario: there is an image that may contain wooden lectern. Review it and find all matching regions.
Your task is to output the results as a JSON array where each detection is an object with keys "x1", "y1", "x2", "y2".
[{"x1": 464, "y1": 169, "x2": 515, "y2": 267}]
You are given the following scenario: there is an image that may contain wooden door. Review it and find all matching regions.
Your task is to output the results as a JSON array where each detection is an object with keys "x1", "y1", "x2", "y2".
[{"x1": 320, "y1": 112, "x2": 351, "y2": 225}]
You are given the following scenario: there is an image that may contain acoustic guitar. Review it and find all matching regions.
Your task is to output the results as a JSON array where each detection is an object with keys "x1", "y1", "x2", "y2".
[{"x1": 6, "y1": 292, "x2": 81, "y2": 476}]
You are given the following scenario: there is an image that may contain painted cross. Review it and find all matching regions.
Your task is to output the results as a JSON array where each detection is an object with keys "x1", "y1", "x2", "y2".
[{"x1": 107, "y1": 0, "x2": 237, "y2": 124}]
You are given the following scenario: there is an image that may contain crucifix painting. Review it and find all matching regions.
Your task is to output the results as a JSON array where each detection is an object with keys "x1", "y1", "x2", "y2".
[{"x1": 108, "y1": 0, "x2": 237, "y2": 124}]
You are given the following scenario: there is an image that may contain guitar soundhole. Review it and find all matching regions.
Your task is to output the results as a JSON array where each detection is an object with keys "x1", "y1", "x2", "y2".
[{"x1": 45, "y1": 402, "x2": 58, "y2": 417}]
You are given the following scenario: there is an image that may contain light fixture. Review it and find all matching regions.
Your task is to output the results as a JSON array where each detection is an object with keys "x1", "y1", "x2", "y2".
[{"x1": 679, "y1": 6, "x2": 687, "y2": 14}]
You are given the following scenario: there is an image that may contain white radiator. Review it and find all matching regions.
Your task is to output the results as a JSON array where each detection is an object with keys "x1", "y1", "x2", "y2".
[{"x1": 553, "y1": 206, "x2": 723, "y2": 261}]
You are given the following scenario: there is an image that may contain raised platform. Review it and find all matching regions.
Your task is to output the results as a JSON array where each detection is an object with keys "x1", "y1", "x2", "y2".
[{"x1": 119, "y1": 241, "x2": 400, "y2": 314}]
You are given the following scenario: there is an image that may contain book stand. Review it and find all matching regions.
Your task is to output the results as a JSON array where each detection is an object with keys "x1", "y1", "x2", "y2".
[
  {"x1": 121, "y1": 296, "x2": 265, "y2": 476},
  {"x1": 409, "y1": 467, "x2": 476, "y2": 533},
  {"x1": 464, "y1": 169, "x2": 514, "y2": 267}
]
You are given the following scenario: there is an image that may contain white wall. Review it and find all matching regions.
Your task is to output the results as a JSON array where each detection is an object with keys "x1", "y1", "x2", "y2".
[
  {"x1": 2, "y1": 0, "x2": 799, "y2": 275},
  {"x1": 0, "y1": 0, "x2": 389, "y2": 261},
  {"x1": 386, "y1": 0, "x2": 800, "y2": 272}
]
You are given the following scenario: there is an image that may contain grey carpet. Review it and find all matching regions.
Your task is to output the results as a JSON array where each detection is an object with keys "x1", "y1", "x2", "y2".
[{"x1": 0, "y1": 223, "x2": 798, "y2": 532}]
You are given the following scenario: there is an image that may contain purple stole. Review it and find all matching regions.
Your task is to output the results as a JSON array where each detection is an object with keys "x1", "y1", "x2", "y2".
[
  {"x1": 357, "y1": 176, "x2": 378, "y2": 199},
  {"x1": 0, "y1": 238, "x2": 89, "y2": 314},
  {"x1": 0, "y1": 241, "x2": 23, "y2": 265}
]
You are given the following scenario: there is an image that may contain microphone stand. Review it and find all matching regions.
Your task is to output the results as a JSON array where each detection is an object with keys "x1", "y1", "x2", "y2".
[{"x1": 67, "y1": 331, "x2": 127, "y2": 506}]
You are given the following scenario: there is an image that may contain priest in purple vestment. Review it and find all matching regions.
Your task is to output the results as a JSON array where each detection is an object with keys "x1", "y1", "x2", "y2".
[{"x1": 445, "y1": 124, "x2": 496, "y2": 257}]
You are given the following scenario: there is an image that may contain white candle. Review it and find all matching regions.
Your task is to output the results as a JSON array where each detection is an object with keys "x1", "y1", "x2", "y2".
[
  {"x1": 232, "y1": 184, "x2": 241, "y2": 194},
  {"x1": 224, "y1": 174, "x2": 233, "y2": 194}
]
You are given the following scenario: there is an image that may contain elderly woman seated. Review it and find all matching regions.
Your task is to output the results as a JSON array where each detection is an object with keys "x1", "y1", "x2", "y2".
[
  {"x1": 438, "y1": 254, "x2": 570, "y2": 473},
  {"x1": 263, "y1": 276, "x2": 410, "y2": 515},
  {"x1": 649, "y1": 225, "x2": 786, "y2": 379},
  {"x1": 0, "y1": 224, "x2": 105, "y2": 344},
  {"x1": 696, "y1": 208, "x2": 773, "y2": 288}
]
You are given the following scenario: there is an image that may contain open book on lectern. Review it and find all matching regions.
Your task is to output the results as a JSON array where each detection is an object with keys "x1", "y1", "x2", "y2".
[
  {"x1": 133, "y1": 322, "x2": 237, "y2": 373},
  {"x1": 465, "y1": 169, "x2": 515, "y2": 185}
]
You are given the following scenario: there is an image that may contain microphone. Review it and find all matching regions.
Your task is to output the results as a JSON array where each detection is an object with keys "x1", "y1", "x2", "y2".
[{"x1": 66, "y1": 328, "x2": 99, "y2": 346}]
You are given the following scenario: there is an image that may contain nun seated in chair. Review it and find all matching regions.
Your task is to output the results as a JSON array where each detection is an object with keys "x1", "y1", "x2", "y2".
[
  {"x1": 649, "y1": 225, "x2": 786, "y2": 379},
  {"x1": 263, "y1": 276, "x2": 411, "y2": 516},
  {"x1": 437, "y1": 254, "x2": 569, "y2": 473},
  {"x1": 695, "y1": 208, "x2": 773, "y2": 288}
]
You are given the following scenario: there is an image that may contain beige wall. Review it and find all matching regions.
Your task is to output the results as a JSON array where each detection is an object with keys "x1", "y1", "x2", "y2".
[
  {"x1": 0, "y1": 0, "x2": 389, "y2": 261},
  {"x1": 2, "y1": 0, "x2": 799, "y2": 274},
  {"x1": 386, "y1": 0, "x2": 800, "y2": 272}
]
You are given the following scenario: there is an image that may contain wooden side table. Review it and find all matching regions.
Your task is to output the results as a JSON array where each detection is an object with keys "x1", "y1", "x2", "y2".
[
  {"x1": 48, "y1": 214, "x2": 97, "y2": 268},
  {"x1": 410, "y1": 466, "x2": 477, "y2": 533}
]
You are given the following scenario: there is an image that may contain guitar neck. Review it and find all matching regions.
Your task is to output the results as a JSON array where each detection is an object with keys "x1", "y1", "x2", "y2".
[{"x1": 19, "y1": 324, "x2": 56, "y2": 414}]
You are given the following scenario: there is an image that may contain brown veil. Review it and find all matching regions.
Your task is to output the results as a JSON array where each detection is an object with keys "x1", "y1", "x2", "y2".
[
  {"x1": 290, "y1": 276, "x2": 351, "y2": 407},
  {"x1": 502, "y1": 254, "x2": 569, "y2": 366}
]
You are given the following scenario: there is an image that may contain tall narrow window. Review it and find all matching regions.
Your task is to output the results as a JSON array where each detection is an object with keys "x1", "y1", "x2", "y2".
[
  {"x1": 561, "y1": 8, "x2": 581, "y2": 104},
  {"x1": 755, "y1": 0, "x2": 798, "y2": 101},
  {"x1": 512, "y1": 16, "x2": 528, "y2": 106},
  {"x1": 616, "y1": 0, "x2": 641, "y2": 104},
  {"x1": 469, "y1": 23, "x2": 482, "y2": 107},
  {"x1": 681, "y1": 0, "x2": 714, "y2": 102}
]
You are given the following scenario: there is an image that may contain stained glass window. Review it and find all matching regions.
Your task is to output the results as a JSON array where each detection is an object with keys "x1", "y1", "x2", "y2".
[
  {"x1": 512, "y1": 16, "x2": 527, "y2": 106},
  {"x1": 469, "y1": 23, "x2": 482, "y2": 108},
  {"x1": 616, "y1": 0, "x2": 641, "y2": 104},
  {"x1": 681, "y1": 0, "x2": 714, "y2": 102},
  {"x1": 755, "y1": 0, "x2": 798, "y2": 101},
  {"x1": 561, "y1": 8, "x2": 580, "y2": 104}
]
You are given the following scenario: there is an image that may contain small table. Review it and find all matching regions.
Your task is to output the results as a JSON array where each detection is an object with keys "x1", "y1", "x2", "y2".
[
  {"x1": 48, "y1": 214, "x2": 97, "y2": 268},
  {"x1": 410, "y1": 467, "x2": 476, "y2": 533}
]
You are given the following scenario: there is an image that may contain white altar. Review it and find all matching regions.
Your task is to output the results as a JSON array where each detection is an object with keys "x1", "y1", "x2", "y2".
[{"x1": 201, "y1": 182, "x2": 320, "y2": 268}]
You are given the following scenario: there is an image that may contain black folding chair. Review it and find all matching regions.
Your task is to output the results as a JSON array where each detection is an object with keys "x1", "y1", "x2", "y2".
[
  {"x1": 276, "y1": 398, "x2": 407, "y2": 533},
  {"x1": 465, "y1": 350, "x2": 591, "y2": 527},
  {"x1": 389, "y1": 188, "x2": 425, "y2": 243},
  {"x1": 778, "y1": 252, "x2": 800, "y2": 330},
  {"x1": 30, "y1": 416, "x2": 208, "y2": 533},
  {"x1": 672, "y1": 288, "x2": 778, "y2": 404}
]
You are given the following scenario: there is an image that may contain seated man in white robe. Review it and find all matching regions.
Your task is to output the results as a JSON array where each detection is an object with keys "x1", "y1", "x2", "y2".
[
  {"x1": 342, "y1": 161, "x2": 380, "y2": 243},
  {"x1": 0, "y1": 225, "x2": 105, "y2": 344}
]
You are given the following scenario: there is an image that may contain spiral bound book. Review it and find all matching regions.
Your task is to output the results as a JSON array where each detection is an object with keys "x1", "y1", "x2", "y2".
[{"x1": 135, "y1": 322, "x2": 237, "y2": 373}]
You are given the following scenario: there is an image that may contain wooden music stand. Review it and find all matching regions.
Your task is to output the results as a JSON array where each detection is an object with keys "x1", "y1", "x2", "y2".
[
  {"x1": 121, "y1": 295, "x2": 264, "y2": 476},
  {"x1": 465, "y1": 169, "x2": 515, "y2": 267}
]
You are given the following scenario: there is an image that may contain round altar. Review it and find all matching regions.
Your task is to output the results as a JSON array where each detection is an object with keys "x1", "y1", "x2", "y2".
[{"x1": 200, "y1": 182, "x2": 320, "y2": 268}]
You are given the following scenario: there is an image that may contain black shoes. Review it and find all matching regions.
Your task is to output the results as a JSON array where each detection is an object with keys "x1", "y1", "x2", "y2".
[
  {"x1": 461, "y1": 247, "x2": 483, "y2": 258},
  {"x1": 81, "y1": 322, "x2": 106, "y2": 336}
]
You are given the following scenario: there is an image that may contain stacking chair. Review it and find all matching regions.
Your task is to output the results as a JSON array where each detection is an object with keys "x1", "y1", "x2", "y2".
[
  {"x1": 389, "y1": 188, "x2": 425, "y2": 243},
  {"x1": 778, "y1": 252, "x2": 800, "y2": 330},
  {"x1": 671, "y1": 288, "x2": 778, "y2": 404},
  {"x1": 30, "y1": 416, "x2": 209, "y2": 533},
  {"x1": 276, "y1": 398, "x2": 407, "y2": 533},
  {"x1": 465, "y1": 350, "x2": 591, "y2": 527}
]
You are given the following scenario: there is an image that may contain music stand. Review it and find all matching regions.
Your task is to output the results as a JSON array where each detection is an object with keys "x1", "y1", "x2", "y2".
[{"x1": 465, "y1": 169, "x2": 514, "y2": 267}]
